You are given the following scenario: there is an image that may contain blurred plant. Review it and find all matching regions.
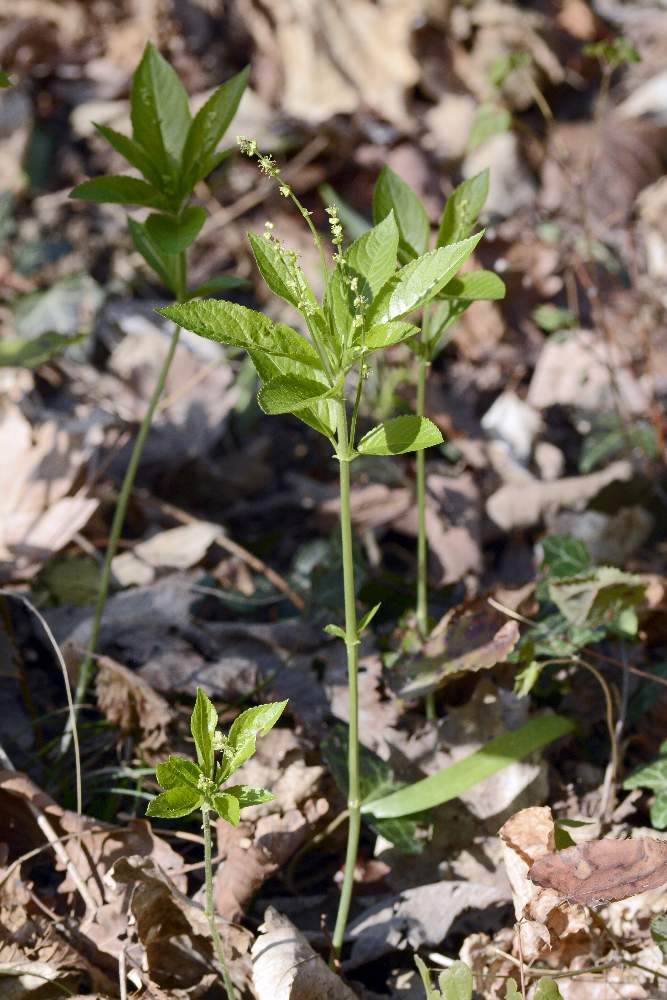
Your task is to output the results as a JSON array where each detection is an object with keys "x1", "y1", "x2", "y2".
[
  {"x1": 0, "y1": 69, "x2": 11, "y2": 86},
  {"x1": 66, "y1": 44, "x2": 248, "y2": 731},
  {"x1": 624, "y1": 739, "x2": 667, "y2": 829},
  {"x1": 146, "y1": 688, "x2": 287, "y2": 999},
  {"x1": 159, "y1": 138, "x2": 484, "y2": 956},
  {"x1": 372, "y1": 165, "x2": 504, "y2": 717}
]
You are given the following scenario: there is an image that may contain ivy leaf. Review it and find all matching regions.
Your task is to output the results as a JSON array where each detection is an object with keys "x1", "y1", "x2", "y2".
[
  {"x1": 373, "y1": 165, "x2": 430, "y2": 263},
  {"x1": 211, "y1": 792, "x2": 241, "y2": 826},
  {"x1": 248, "y1": 232, "x2": 317, "y2": 312},
  {"x1": 224, "y1": 784, "x2": 276, "y2": 807},
  {"x1": 257, "y1": 374, "x2": 331, "y2": 415},
  {"x1": 158, "y1": 300, "x2": 325, "y2": 371},
  {"x1": 357, "y1": 415, "x2": 443, "y2": 456},
  {"x1": 438, "y1": 270, "x2": 505, "y2": 301},
  {"x1": 224, "y1": 701, "x2": 288, "y2": 775},
  {"x1": 367, "y1": 235, "x2": 482, "y2": 325},
  {"x1": 130, "y1": 42, "x2": 191, "y2": 176},
  {"x1": 70, "y1": 175, "x2": 171, "y2": 210},
  {"x1": 128, "y1": 217, "x2": 179, "y2": 293},
  {"x1": 155, "y1": 755, "x2": 202, "y2": 790},
  {"x1": 191, "y1": 687, "x2": 218, "y2": 779},
  {"x1": 146, "y1": 785, "x2": 203, "y2": 819},
  {"x1": 437, "y1": 170, "x2": 489, "y2": 247},
  {"x1": 182, "y1": 66, "x2": 249, "y2": 188},
  {"x1": 145, "y1": 206, "x2": 207, "y2": 254},
  {"x1": 93, "y1": 123, "x2": 163, "y2": 188}
]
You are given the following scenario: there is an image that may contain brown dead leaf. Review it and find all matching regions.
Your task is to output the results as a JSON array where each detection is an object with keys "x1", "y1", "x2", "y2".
[
  {"x1": 93, "y1": 652, "x2": 173, "y2": 762},
  {"x1": 529, "y1": 837, "x2": 667, "y2": 906}
]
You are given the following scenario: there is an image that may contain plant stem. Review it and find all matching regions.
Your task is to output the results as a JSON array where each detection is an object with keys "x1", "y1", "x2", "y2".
[
  {"x1": 331, "y1": 398, "x2": 361, "y2": 961},
  {"x1": 202, "y1": 805, "x2": 235, "y2": 999},
  {"x1": 415, "y1": 338, "x2": 435, "y2": 720}
]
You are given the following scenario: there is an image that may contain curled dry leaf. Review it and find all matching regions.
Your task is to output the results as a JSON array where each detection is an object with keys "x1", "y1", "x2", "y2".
[
  {"x1": 92, "y1": 651, "x2": 173, "y2": 761},
  {"x1": 529, "y1": 837, "x2": 667, "y2": 906}
]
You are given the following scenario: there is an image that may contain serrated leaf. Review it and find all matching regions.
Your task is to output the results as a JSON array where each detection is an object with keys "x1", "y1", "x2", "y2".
[
  {"x1": 211, "y1": 792, "x2": 241, "y2": 826},
  {"x1": 438, "y1": 269, "x2": 505, "y2": 301},
  {"x1": 357, "y1": 415, "x2": 443, "y2": 456},
  {"x1": 367, "y1": 235, "x2": 482, "y2": 325},
  {"x1": 248, "y1": 232, "x2": 317, "y2": 312},
  {"x1": 93, "y1": 123, "x2": 163, "y2": 188},
  {"x1": 182, "y1": 66, "x2": 249, "y2": 188},
  {"x1": 224, "y1": 784, "x2": 276, "y2": 807},
  {"x1": 438, "y1": 961, "x2": 473, "y2": 1000},
  {"x1": 224, "y1": 700, "x2": 288, "y2": 775},
  {"x1": 146, "y1": 785, "x2": 203, "y2": 819},
  {"x1": 467, "y1": 103, "x2": 512, "y2": 153},
  {"x1": 257, "y1": 374, "x2": 330, "y2": 415},
  {"x1": 70, "y1": 175, "x2": 170, "y2": 210},
  {"x1": 437, "y1": 170, "x2": 489, "y2": 247},
  {"x1": 346, "y1": 211, "x2": 399, "y2": 301},
  {"x1": 158, "y1": 299, "x2": 325, "y2": 371},
  {"x1": 373, "y1": 165, "x2": 430, "y2": 264},
  {"x1": 362, "y1": 714, "x2": 574, "y2": 819},
  {"x1": 191, "y1": 687, "x2": 218, "y2": 779},
  {"x1": 155, "y1": 756, "x2": 202, "y2": 790},
  {"x1": 548, "y1": 567, "x2": 646, "y2": 629},
  {"x1": 249, "y1": 349, "x2": 336, "y2": 439},
  {"x1": 541, "y1": 534, "x2": 591, "y2": 579},
  {"x1": 363, "y1": 320, "x2": 418, "y2": 351},
  {"x1": 128, "y1": 217, "x2": 179, "y2": 292},
  {"x1": 146, "y1": 206, "x2": 207, "y2": 254},
  {"x1": 131, "y1": 42, "x2": 190, "y2": 175}
]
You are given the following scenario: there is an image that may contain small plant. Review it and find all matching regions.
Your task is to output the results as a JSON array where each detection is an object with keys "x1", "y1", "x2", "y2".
[
  {"x1": 415, "y1": 955, "x2": 473, "y2": 999},
  {"x1": 67, "y1": 44, "x2": 248, "y2": 724},
  {"x1": 146, "y1": 688, "x2": 287, "y2": 999},
  {"x1": 624, "y1": 740, "x2": 667, "y2": 829},
  {"x1": 372, "y1": 165, "x2": 504, "y2": 717}
]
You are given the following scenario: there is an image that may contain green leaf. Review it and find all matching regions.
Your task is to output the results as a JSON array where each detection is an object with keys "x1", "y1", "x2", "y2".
[
  {"x1": 146, "y1": 206, "x2": 207, "y2": 254},
  {"x1": 93, "y1": 122, "x2": 163, "y2": 187},
  {"x1": 131, "y1": 42, "x2": 191, "y2": 175},
  {"x1": 358, "y1": 603, "x2": 381, "y2": 634},
  {"x1": 155, "y1": 756, "x2": 202, "y2": 790},
  {"x1": 248, "y1": 232, "x2": 317, "y2": 312},
  {"x1": 249, "y1": 349, "x2": 336, "y2": 440},
  {"x1": 467, "y1": 103, "x2": 512, "y2": 152},
  {"x1": 128, "y1": 217, "x2": 179, "y2": 292},
  {"x1": 367, "y1": 235, "x2": 483, "y2": 325},
  {"x1": 211, "y1": 792, "x2": 241, "y2": 826},
  {"x1": 531, "y1": 303, "x2": 577, "y2": 332},
  {"x1": 651, "y1": 912, "x2": 667, "y2": 959},
  {"x1": 70, "y1": 175, "x2": 170, "y2": 210},
  {"x1": 438, "y1": 961, "x2": 473, "y2": 1000},
  {"x1": 346, "y1": 211, "x2": 399, "y2": 301},
  {"x1": 623, "y1": 751, "x2": 667, "y2": 830},
  {"x1": 373, "y1": 165, "x2": 430, "y2": 264},
  {"x1": 185, "y1": 275, "x2": 249, "y2": 299},
  {"x1": 415, "y1": 956, "x2": 438, "y2": 999},
  {"x1": 0, "y1": 70, "x2": 11, "y2": 87},
  {"x1": 534, "y1": 981, "x2": 564, "y2": 999},
  {"x1": 548, "y1": 567, "x2": 646, "y2": 629},
  {"x1": 182, "y1": 66, "x2": 249, "y2": 188},
  {"x1": 191, "y1": 687, "x2": 218, "y2": 779},
  {"x1": 505, "y1": 980, "x2": 522, "y2": 999},
  {"x1": 541, "y1": 534, "x2": 591, "y2": 579},
  {"x1": 363, "y1": 320, "x2": 419, "y2": 351},
  {"x1": 258, "y1": 374, "x2": 330, "y2": 415},
  {"x1": 651, "y1": 791, "x2": 667, "y2": 829},
  {"x1": 437, "y1": 171, "x2": 489, "y2": 247},
  {"x1": 438, "y1": 270, "x2": 505, "y2": 301},
  {"x1": 224, "y1": 784, "x2": 276, "y2": 807},
  {"x1": 357, "y1": 415, "x2": 443, "y2": 456},
  {"x1": 362, "y1": 714, "x2": 574, "y2": 819},
  {"x1": 158, "y1": 300, "x2": 325, "y2": 371},
  {"x1": 324, "y1": 623, "x2": 347, "y2": 640},
  {"x1": 0, "y1": 331, "x2": 85, "y2": 369},
  {"x1": 224, "y1": 700, "x2": 288, "y2": 775},
  {"x1": 146, "y1": 785, "x2": 203, "y2": 819}
]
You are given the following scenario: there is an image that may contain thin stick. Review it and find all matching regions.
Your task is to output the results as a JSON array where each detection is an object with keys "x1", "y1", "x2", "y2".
[{"x1": 202, "y1": 805, "x2": 235, "y2": 998}]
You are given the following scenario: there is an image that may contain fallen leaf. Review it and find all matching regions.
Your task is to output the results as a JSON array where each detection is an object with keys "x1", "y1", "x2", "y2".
[
  {"x1": 93, "y1": 651, "x2": 173, "y2": 761},
  {"x1": 133, "y1": 521, "x2": 221, "y2": 570}
]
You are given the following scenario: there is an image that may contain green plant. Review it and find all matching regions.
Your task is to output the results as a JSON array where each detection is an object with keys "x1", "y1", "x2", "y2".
[
  {"x1": 623, "y1": 740, "x2": 667, "y2": 829},
  {"x1": 0, "y1": 70, "x2": 11, "y2": 87},
  {"x1": 415, "y1": 955, "x2": 473, "y2": 999},
  {"x1": 159, "y1": 139, "x2": 484, "y2": 956},
  {"x1": 372, "y1": 165, "x2": 504, "y2": 717},
  {"x1": 66, "y1": 43, "x2": 248, "y2": 727},
  {"x1": 146, "y1": 688, "x2": 287, "y2": 999}
]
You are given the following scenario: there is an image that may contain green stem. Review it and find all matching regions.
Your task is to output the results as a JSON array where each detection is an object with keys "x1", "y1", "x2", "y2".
[
  {"x1": 331, "y1": 398, "x2": 361, "y2": 961},
  {"x1": 203, "y1": 805, "x2": 235, "y2": 999},
  {"x1": 415, "y1": 330, "x2": 434, "y2": 720}
]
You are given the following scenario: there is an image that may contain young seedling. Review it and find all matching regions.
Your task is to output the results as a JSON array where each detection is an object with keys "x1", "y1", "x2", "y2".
[
  {"x1": 67, "y1": 44, "x2": 248, "y2": 725},
  {"x1": 372, "y1": 166, "x2": 505, "y2": 717},
  {"x1": 146, "y1": 688, "x2": 287, "y2": 999},
  {"x1": 159, "y1": 139, "x2": 483, "y2": 956}
]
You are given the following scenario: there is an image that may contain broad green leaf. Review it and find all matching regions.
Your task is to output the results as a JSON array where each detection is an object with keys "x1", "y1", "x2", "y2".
[
  {"x1": 534, "y1": 981, "x2": 564, "y2": 999},
  {"x1": 531, "y1": 303, "x2": 577, "y2": 332},
  {"x1": 323, "y1": 725, "x2": 422, "y2": 854},
  {"x1": 363, "y1": 320, "x2": 419, "y2": 351},
  {"x1": 191, "y1": 687, "x2": 217, "y2": 779},
  {"x1": 651, "y1": 912, "x2": 667, "y2": 958},
  {"x1": 367, "y1": 235, "x2": 482, "y2": 325},
  {"x1": 146, "y1": 785, "x2": 203, "y2": 818},
  {"x1": 623, "y1": 749, "x2": 667, "y2": 828},
  {"x1": 651, "y1": 791, "x2": 667, "y2": 829},
  {"x1": 146, "y1": 206, "x2": 207, "y2": 254},
  {"x1": 258, "y1": 374, "x2": 330, "y2": 415},
  {"x1": 224, "y1": 700, "x2": 288, "y2": 774},
  {"x1": 249, "y1": 350, "x2": 336, "y2": 440},
  {"x1": 131, "y1": 42, "x2": 191, "y2": 173},
  {"x1": 373, "y1": 165, "x2": 430, "y2": 263},
  {"x1": 93, "y1": 122, "x2": 163, "y2": 188},
  {"x1": 182, "y1": 66, "x2": 249, "y2": 187},
  {"x1": 158, "y1": 300, "x2": 325, "y2": 371},
  {"x1": 186, "y1": 275, "x2": 249, "y2": 299},
  {"x1": 0, "y1": 70, "x2": 11, "y2": 87},
  {"x1": 0, "y1": 331, "x2": 85, "y2": 369},
  {"x1": 224, "y1": 784, "x2": 276, "y2": 807},
  {"x1": 345, "y1": 211, "x2": 399, "y2": 301},
  {"x1": 70, "y1": 174, "x2": 170, "y2": 210},
  {"x1": 362, "y1": 714, "x2": 574, "y2": 819},
  {"x1": 438, "y1": 270, "x2": 505, "y2": 301},
  {"x1": 437, "y1": 170, "x2": 489, "y2": 247},
  {"x1": 541, "y1": 534, "x2": 591, "y2": 579},
  {"x1": 358, "y1": 603, "x2": 381, "y2": 634},
  {"x1": 467, "y1": 103, "x2": 512, "y2": 152},
  {"x1": 505, "y1": 981, "x2": 521, "y2": 999},
  {"x1": 248, "y1": 231, "x2": 317, "y2": 312},
  {"x1": 357, "y1": 415, "x2": 443, "y2": 456},
  {"x1": 156, "y1": 756, "x2": 202, "y2": 790},
  {"x1": 548, "y1": 567, "x2": 646, "y2": 629},
  {"x1": 211, "y1": 792, "x2": 241, "y2": 826},
  {"x1": 438, "y1": 961, "x2": 473, "y2": 1000},
  {"x1": 128, "y1": 217, "x2": 178, "y2": 292}
]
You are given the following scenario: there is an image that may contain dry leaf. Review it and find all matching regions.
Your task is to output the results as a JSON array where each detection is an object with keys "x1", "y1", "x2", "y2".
[{"x1": 93, "y1": 652, "x2": 173, "y2": 761}]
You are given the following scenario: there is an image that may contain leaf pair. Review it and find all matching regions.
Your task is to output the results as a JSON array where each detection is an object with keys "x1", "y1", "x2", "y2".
[{"x1": 146, "y1": 688, "x2": 287, "y2": 823}]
